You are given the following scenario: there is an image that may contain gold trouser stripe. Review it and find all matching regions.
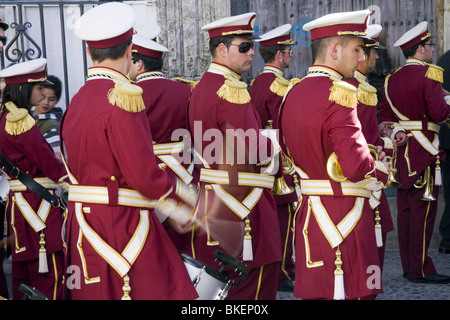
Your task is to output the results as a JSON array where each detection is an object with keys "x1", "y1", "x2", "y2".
[
  {"x1": 421, "y1": 201, "x2": 432, "y2": 277},
  {"x1": 254, "y1": 266, "x2": 264, "y2": 300},
  {"x1": 51, "y1": 252, "x2": 58, "y2": 300}
]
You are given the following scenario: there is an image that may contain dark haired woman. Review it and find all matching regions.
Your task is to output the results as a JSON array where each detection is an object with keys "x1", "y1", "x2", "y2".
[{"x1": 0, "y1": 58, "x2": 68, "y2": 300}]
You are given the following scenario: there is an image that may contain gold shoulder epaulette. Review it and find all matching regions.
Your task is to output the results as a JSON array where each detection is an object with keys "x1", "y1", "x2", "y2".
[
  {"x1": 425, "y1": 63, "x2": 444, "y2": 83},
  {"x1": 329, "y1": 80, "x2": 358, "y2": 109},
  {"x1": 250, "y1": 78, "x2": 255, "y2": 86},
  {"x1": 4, "y1": 101, "x2": 35, "y2": 135},
  {"x1": 216, "y1": 74, "x2": 251, "y2": 105},
  {"x1": 270, "y1": 74, "x2": 290, "y2": 97},
  {"x1": 175, "y1": 77, "x2": 198, "y2": 90},
  {"x1": 356, "y1": 80, "x2": 378, "y2": 106},
  {"x1": 107, "y1": 79, "x2": 145, "y2": 113}
]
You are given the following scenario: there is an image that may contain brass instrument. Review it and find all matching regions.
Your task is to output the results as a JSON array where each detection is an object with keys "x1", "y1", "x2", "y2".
[
  {"x1": 368, "y1": 144, "x2": 401, "y2": 189},
  {"x1": 268, "y1": 120, "x2": 294, "y2": 196},
  {"x1": 327, "y1": 145, "x2": 376, "y2": 183},
  {"x1": 385, "y1": 154, "x2": 401, "y2": 189},
  {"x1": 326, "y1": 152, "x2": 347, "y2": 182},
  {"x1": 414, "y1": 166, "x2": 436, "y2": 201}
]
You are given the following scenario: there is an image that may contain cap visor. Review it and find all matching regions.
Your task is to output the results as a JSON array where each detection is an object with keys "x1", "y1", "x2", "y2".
[{"x1": 41, "y1": 79, "x2": 54, "y2": 86}]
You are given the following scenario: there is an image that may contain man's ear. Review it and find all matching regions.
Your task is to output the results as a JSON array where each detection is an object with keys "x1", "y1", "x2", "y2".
[
  {"x1": 330, "y1": 41, "x2": 341, "y2": 60},
  {"x1": 217, "y1": 42, "x2": 228, "y2": 57},
  {"x1": 86, "y1": 46, "x2": 92, "y2": 59}
]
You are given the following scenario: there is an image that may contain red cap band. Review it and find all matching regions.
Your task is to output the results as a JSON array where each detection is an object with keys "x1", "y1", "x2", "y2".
[
  {"x1": 400, "y1": 30, "x2": 430, "y2": 51},
  {"x1": 132, "y1": 43, "x2": 164, "y2": 59},
  {"x1": 4, "y1": 70, "x2": 46, "y2": 85},
  {"x1": 86, "y1": 28, "x2": 134, "y2": 49},
  {"x1": 310, "y1": 23, "x2": 367, "y2": 41}
]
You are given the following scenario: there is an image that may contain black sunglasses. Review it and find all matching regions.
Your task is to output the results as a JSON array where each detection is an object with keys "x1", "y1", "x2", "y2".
[
  {"x1": 0, "y1": 36, "x2": 6, "y2": 45},
  {"x1": 230, "y1": 41, "x2": 254, "y2": 53}
]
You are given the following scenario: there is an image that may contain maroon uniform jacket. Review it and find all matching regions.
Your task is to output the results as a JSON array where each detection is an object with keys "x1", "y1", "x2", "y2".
[
  {"x1": 279, "y1": 65, "x2": 388, "y2": 300},
  {"x1": 61, "y1": 67, "x2": 197, "y2": 300},
  {"x1": 137, "y1": 71, "x2": 191, "y2": 144},
  {"x1": 249, "y1": 66, "x2": 286, "y2": 128},
  {"x1": 136, "y1": 71, "x2": 195, "y2": 249},
  {"x1": 186, "y1": 63, "x2": 282, "y2": 271},
  {"x1": 0, "y1": 113, "x2": 66, "y2": 262},
  {"x1": 379, "y1": 59, "x2": 450, "y2": 189},
  {"x1": 347, "y1": 71, "x2": 394, "y2": 235}
]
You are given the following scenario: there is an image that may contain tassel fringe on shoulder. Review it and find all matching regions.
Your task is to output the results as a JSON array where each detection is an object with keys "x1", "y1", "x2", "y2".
[{"x1": 4, "y1": 101, "x2": 36, "y2": 136}]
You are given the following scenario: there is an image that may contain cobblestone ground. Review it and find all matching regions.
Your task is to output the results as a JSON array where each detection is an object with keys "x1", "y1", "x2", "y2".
[{"x1": 277, "y1": 249, "x2": 450, "y2": 300}]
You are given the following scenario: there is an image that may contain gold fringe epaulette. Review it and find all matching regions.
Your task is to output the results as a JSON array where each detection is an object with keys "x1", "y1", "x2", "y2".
[
  {"x1": 175, "y1": 77, "x2": 198, "y2": 90},
  {"x1": 329, "y1": 80, "x2": 358, "y2": 109},
  {"x1": 217, "y1": 74, "x2": 251, "y2": 105},
  {"x1": 270, "y1": 74, "x2": 290, "y2": 97},
  {"x1": 425, "y1": 63, "x2": 444, "y2": 83},
  {"x1": 4, "y1": 102, "x2": 35, "y2": 135},
  {"x1": 107, "y1": 79, "x2": 145, "y2": 113},
  {"x1": 356, "y1": 81, "x2": 378, "y2": 106}
]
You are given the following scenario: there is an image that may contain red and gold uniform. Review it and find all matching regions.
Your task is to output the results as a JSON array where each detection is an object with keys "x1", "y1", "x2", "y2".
[
  {"x1": 61, "y1": 67, "x2": 197, "y2": 300},
  {"x1": 186, "y1": 62, "x2": 282, "y2": 300},
  {"x1": 347, "y1": 70, "x2": 394, "y2": 268},
  {"x1": 279, "y1": 65, "x2": 389, "y2": 300},
  {"x1": 249, "y1": 66, "x2": 297, "y2": 287},
  {"x1": 0, "y1": 104, "x2": 66, "y2": 300},
  {"x1": 379, "y1": 59, "x2": 450, "y2": 279},
  {"x1": 136, "y1": 71, "x2": 195, "y2": 249},
  {"x1": 137, "y1": 71, "x2": 194, "y2": 184}
]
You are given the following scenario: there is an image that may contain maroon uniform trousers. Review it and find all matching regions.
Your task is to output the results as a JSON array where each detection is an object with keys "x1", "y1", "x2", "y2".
[
  {"x1": 0, "y1": 114, "x2": 66, "y2": 300},
  {"x1": 347, "y1": 74, "x2": 394, "y2": 270},
  {"x1": 61, "y1": 67, "x2": 197, "y2": 300},
  {"x1": 379, "y1": 60, "x2": 450, "y2": 279},
  {"x1": 186, "y1": 63, "x2": 282, "y2": 300},
  {"x1": 136, "y1": 72, "x2": 194, "y2": 250},
  {"x1": 249, "y1": 68, "x2": 297, "y2": 287},
  {"x1": 280, "y1": 66, "x2": 388, "y2": 300}
]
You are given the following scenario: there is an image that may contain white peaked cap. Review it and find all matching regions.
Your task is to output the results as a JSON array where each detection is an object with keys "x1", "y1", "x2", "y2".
[
  {"x1": 75, "y1": 2, "x2": 135, "y2": 49},
  {"x1": 202, "y1": 12, "x2": 258, "y2": 39},
  {"x1": 256, "y1": 24, "x2": 296, "y2": 47},
  {"x1": 394, "y1": 21, "x2": 430, "y2": 50},
  {"x1": 303, "y1": 10, "x2": 370, "y2": 41},
  {"x1": 132, "y1": 33, "x2": 168, "y2": 59}
]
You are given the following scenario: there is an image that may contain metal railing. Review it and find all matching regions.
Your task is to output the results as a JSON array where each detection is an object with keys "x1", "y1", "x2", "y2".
[{"x1": 0, "y1": 1, "x2": 106, "y2": 107}]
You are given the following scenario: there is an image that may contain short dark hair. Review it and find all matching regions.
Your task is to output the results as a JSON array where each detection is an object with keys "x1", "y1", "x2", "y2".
[
  {"x1": 132, "y1": 52, "x2": 163, "y2": 72},
  {"x1": 402, "y1": 39, "x2": 428, "y2": 59},
  {"x1": 258, "y1": 44, "x2": 286, "y2": 63},
  {"x1": 89, "y1": 38, "x2": 132, "y2": 63},
  {"x1": 209, "y1": 35, "x2": 254, "y2": 57},
  {"x1": 1, "y1": 82, "x2": 36, "y2": 111},
  {"x1": 311, "y1": 36, "x2": 352, "y2": 63},
  {"x1": 44, "y1": 75, "x2": 62, "y2": 101}
]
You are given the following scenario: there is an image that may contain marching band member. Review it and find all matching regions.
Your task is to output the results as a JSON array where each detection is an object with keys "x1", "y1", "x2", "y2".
[
  {"x1": 129, "y1": 33, "x2": 196, "y2": 247},
  {"x1": 60, "y1": 2, "x2": 198, "y2": 300},
  {"x1": 0, "y1": 58, "x2": 67, "y2": 299},
  {"x1": 346, "y1": 24, "x2": 395, "y2": 271},
  {"x1": 379, "y1": 21, "x2": 450, "y2": 284},
  {"x1": 249, "y1": 24, "x2": 298, "y2": 289},
  {"x1": 279, "y1": 10, "x2": 390, "y2": 300},
  {"x1": 185, "y1": 12, "x2": 282, "y2": 300}
]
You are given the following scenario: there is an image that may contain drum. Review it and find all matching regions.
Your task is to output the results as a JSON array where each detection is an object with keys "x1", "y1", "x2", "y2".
[
  {"x1": 179, "y1": 251, "x2": 232, "y2": 300},
  {"x1": 0, "y1": 173, "x2": 9, "y2": 202}
]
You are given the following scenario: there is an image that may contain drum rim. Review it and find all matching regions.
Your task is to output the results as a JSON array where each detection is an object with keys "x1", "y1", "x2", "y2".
[{"x1": 179, "y1": 251, "x2": 230, "y2": 283}]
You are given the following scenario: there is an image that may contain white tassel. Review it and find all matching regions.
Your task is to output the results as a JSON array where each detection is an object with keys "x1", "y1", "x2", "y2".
[
  {"x1": 333, "y1": 248, "x2": 345, "y2": 300},
  {"x1": 38, "y1": 232, "x2": 49, "y2": 273},
  {"x1": 375, "y1": 209, "x2": 383, "y2": 248},
  {"x1": 242, "y1": 218, "x2": 253, "y2": 261},
  {"x1": 435, "y1": 156, "x2": 442, "y2": 186}
]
